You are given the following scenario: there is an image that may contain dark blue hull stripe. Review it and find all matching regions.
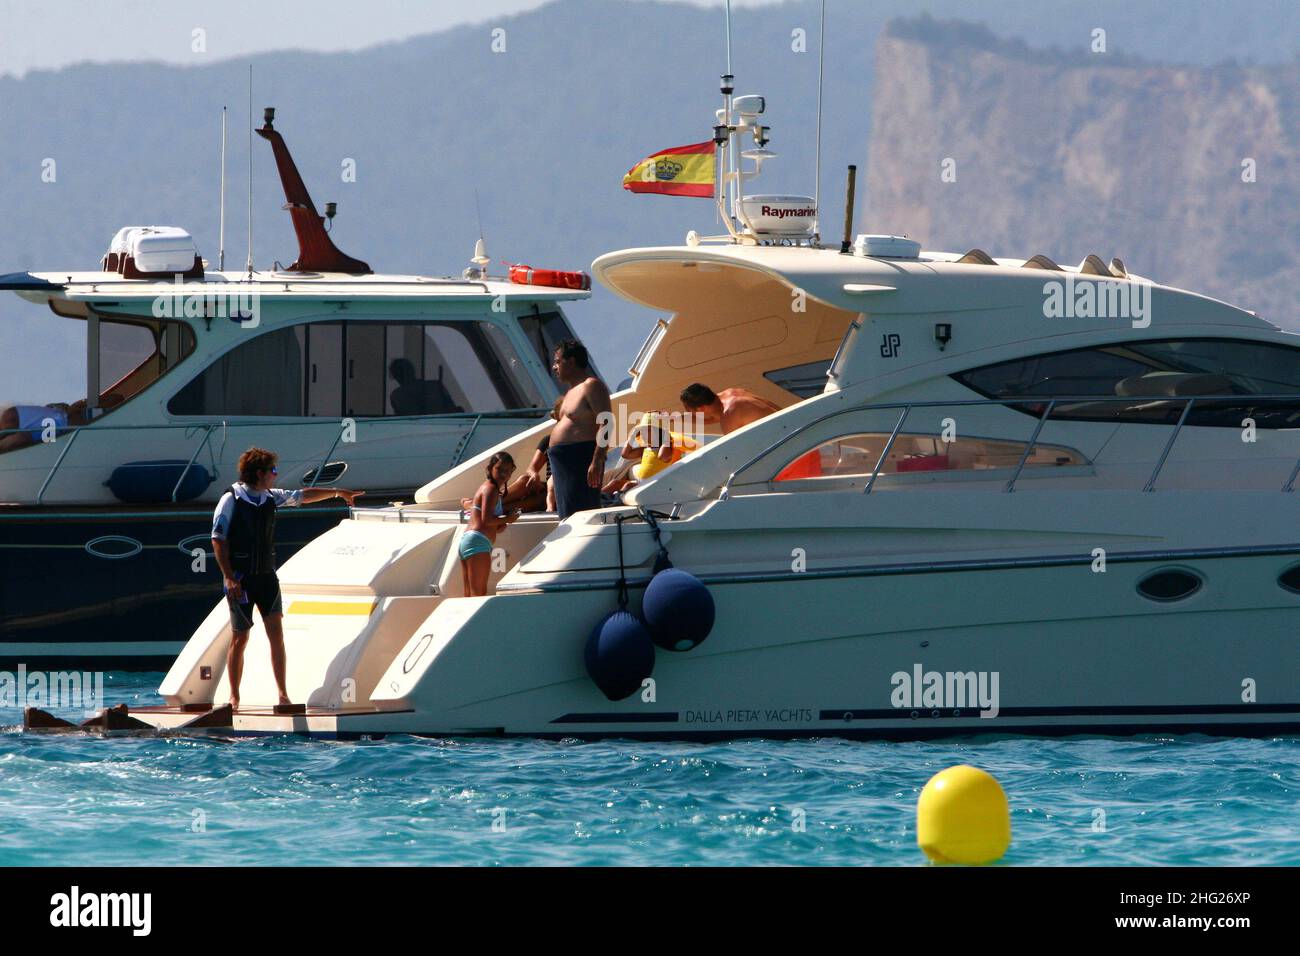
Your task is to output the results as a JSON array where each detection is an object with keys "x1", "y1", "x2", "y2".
[
  {"x1": 325, "y1": 721, "x2": 1300, "y2": 742},
  {"x1": 822, "y1": 702, "x2": 1300, "y2": 720},
  {"x1": 551, "y1": 703, "x2": 1300, "y2": 727},
  {"x1": 551, "y1": 711, "x2": 680, "y2": 723}
]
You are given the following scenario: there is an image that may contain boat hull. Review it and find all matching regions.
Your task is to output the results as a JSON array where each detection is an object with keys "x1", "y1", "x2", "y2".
[
  {"x1": 0, "y1": 504, "x2": 348, "y2": 668},
  {"x1": 146, "y1": 548, "x2": 1300, "y2": 739}
]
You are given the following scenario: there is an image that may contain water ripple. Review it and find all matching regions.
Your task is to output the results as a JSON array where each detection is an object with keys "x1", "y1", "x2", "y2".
[{"x1": 1, "y1": 675, "x2": 1297, "y2": 865}]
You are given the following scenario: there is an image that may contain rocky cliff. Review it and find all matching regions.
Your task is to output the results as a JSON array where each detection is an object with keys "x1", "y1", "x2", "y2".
[{"x1": 866, "y1": 18, "x2": 1300, "y2": 322}]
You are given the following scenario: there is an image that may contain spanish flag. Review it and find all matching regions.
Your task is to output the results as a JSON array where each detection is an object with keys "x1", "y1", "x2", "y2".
[{"x1": 623, "y1": 141, "x2": 715, "y2": 197}]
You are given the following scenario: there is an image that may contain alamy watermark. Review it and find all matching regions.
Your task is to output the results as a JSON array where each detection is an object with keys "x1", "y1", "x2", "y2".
[
  {"x1": 596, "y1": 406, "x2": 707, "y2": 449},
  {"x1": 890, "y1": 663, "x2": 1000, "y2": 718},
  {"x1": 1042, "y1": 274, "x2": 1152, "y2": 328},
  {"x1": 151, "y1": 275, "x2": 261, "y2": 328},
  {"x1": 49, "y1": 886, "x2": 151, "y2": 936},
  {"x1": 0, "y1": 666, "x2": 105, "y2": 715}
]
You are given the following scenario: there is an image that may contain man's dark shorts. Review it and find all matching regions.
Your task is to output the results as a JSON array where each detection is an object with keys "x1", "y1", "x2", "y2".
[
  {"x1": 547, "y1": 439, "x2": 602, "y2": 520},
  {"x1": 227, "y1": 573, "x2": 283, "y2": 632}
]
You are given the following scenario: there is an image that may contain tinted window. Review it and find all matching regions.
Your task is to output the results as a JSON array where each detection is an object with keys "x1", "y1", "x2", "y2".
[
  {"x1": 306, "y1": 323, "x2": 342, "y2": 416},
  {"x1": 764, "y1": 360, "x2": 832, "y2": 399},
  {"x1": 424, "y1": 325, "x2": 494, "y2": 412},
  {"x1": 169, "y1": 325, "x2": 306, "y2": 416},
  {"x1": 520, "y1": 310, "x2": 580, "y2": 389},
  {"x1": 954, "y1": 339, "x2": 1300, "y2": 427},
  {"x1": 479, "y1": 322, "x2": 546, "y2": 408},
  {"x1": 385, "y1": 324, "x2": 435, "y2": 414},
  {"x1": 100, "y1": 321, "x2": 158, "y2": 387},
  {"x1": 772, "y1": 432, "x2": 1085, "y2": 484},
  {"x1": 344, "y1": 322, "x2": 386, "y2": 417},
  {"x1": 93, "y1": 315, "x2": 196, "y2": 410},
  {"x1": 171, "y1": 320, "x2": 548, "y2": 417}
]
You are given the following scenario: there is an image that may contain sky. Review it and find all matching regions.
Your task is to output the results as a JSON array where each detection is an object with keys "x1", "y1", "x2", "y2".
[{"x1": 0, "y1": 0, "x2": 784, "y2": 77}]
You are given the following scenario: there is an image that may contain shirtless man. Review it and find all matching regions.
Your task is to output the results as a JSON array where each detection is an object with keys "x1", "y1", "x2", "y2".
[
  {"x1": 548, "y1": 340, "x2": 611, "y2": 519},
  {"x1": 680, "y1": 383, "x2": 780, "y2": 434}
]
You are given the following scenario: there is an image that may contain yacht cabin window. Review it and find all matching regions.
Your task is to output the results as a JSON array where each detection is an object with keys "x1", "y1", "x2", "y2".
[
  {"x1": 953, "y1": 338, "x2": 1300, "y2": 427},
  {"x1": 519, "y1": 309, "x2": 592, "y2": 389},
  {"x1": 763, "y1": 360, "x2": 833, "y2": 399},
  {"x1": 95, "y1": 313, "x2": 196, "y2": 409},
  {"x1": 168, "y1": 319, "x2": 547, "y2": 417},
  {"x1": 771, "y1": 433, "x2": 1086, "y2": 484}
]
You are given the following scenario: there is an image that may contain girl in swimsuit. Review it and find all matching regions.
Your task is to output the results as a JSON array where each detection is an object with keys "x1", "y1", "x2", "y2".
[{"x1": 459, "y1": 451, "x2": 521, "y2": 597}]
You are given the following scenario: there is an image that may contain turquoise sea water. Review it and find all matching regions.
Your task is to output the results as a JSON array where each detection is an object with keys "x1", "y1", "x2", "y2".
[{"x1": 1, "y1": 672, "x2": 1298, "y2": 866}]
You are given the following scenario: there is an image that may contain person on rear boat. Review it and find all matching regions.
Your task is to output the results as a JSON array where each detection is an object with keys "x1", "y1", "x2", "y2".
[
  {"x1": 460, "y1": 452, "x2": 521, "y2": 596},
  {"x1": 548, "y1": 340, "x2": 610, "y2": 519},
  {"x1": 211, "y1": 447, "x2": 362, "y2": 712},
  {"x1": 679, "y1": 383, "x2": 780, "y2": 434},
  {"x1": 604, "y1": 411, "x2": 699, "y2": 493}
]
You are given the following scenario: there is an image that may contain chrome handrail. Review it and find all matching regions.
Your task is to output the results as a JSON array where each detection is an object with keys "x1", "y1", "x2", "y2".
[
  {"x1": 449, "y1": 414, "x2": 484, "y2": 469},
  {"x1": 172, "y1": 424, "x2": 216, "y2": 502},
  {"x1": 36, "y1": 428, "x2": 81, "y2": 505},
  {"x1": 307, "y1": 427, "x2": 347, "y2": 490},
  {"x1": 1004, "y1": 400, "x2": 1057, "y2": 493},
  {"x1": 5, "y1": 408, "x2": 552, "y2": 503},
  {"x1": 863, "y1": 407, "x2": 910, "y2": 495},
  {"x1": 0, "y1": 407, "x2": 550, "y2": 440},
  {"x1": 1143, "y1": 398, "x2": 1195, "y2": 492},
  {"x1": 716, "y1": 393, "x2": 1300, "y2": 500}
]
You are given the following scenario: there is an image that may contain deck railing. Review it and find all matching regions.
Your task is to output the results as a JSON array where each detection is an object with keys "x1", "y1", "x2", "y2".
[
  {"x1": 718, "y1": 394, "x2": 1300, "y2": 500},
  {"x1": 0, "y1": 409, "x2": 550, "y2": 505}
]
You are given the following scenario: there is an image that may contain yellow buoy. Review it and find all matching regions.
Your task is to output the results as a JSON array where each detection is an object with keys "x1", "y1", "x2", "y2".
[{"x1": 917, "y1": 765, "x2": 1011, "y2": 865}]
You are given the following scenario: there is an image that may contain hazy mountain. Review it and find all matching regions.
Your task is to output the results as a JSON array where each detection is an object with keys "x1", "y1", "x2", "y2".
[
  {"x1": 866, "y1": 17, "x2": 1299, "y2": 325},
  {"x1": 1, "y1": 0, "x2": 1297, "y2": 402}
]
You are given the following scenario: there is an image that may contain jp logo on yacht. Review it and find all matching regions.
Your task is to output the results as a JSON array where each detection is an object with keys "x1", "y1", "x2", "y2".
[
  {"x1": 1042, "y1": 274, "x2": 1151, "y2": 328},
  {"x1": 0, "y1": 665, "x2": 104, "y2": 715},
  {"x1": 151, "y1": 275, "x2": 261, "y2": 328},
  {"x1": 890, "y1": 664, "x2": 1000, "y2": 718}
]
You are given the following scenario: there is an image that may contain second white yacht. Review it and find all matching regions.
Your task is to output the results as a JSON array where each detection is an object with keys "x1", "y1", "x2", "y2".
[{"x1": 0, "y1": 108, "x2": 592, "y2": 667}]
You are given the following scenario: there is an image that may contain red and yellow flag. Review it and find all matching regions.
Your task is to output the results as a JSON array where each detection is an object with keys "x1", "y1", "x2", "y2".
[{"x1": 623, "y1": 141, "x2": 715, "y2": 197}]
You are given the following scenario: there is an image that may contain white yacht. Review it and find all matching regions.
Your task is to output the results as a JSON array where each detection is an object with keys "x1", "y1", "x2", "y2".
[
  {"x1": 107, "y1": 85, "x2": 1300, "y2": 740},
  {"x1": 0, "y1": 109, "x2": 591, "y2": 667}
]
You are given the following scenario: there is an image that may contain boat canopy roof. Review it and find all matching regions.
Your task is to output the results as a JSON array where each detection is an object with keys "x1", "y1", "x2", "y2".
[
  {"x1": 593, "y1": 243, "x2": 1258, "y2": 323},
  {"x1": 1, "y1": 269, "x2": 591, "y2": 307}
]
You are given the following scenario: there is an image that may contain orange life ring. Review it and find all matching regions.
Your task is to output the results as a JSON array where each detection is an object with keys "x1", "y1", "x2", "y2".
[{"x1": 508, "y1": 264, "x2": 591, "y2": 291}]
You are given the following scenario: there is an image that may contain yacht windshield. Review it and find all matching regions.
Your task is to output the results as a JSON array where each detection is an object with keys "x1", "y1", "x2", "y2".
[
  {"x1": 519, "y1": 308, "x2": 596, "y2": 389},
  {"x1": 954, "y1": 338, "x2": 1300, "y2": 427}
]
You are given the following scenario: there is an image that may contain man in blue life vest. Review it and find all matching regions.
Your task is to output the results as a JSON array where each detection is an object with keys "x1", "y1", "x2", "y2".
[{"x1": 211, "y1": 447, "x2": 362, "y2": 712}]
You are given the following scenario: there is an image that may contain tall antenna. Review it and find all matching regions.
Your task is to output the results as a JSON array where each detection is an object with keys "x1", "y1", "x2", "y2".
[
  {"x1": 246, "y1": 64, "x2": 254, "y2": 278},
  {"x1": 218, "y1": 106, "x2": 227, "y2": 271},
  {"x1": 814, "y1": 0, "x2": 826, "y2": 243},
  {"x1": 724, "y1": 0, "x2": 736, "y2": 221},
  {"x1": 724, "y1": 0, "x2": 733, "y2": 75}
]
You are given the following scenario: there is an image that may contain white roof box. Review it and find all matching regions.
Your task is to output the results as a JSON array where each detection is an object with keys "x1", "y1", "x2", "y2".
[
  {"x1": 738, "y1": 195, "x2": 817, "y2": 236},
  {"x1": 104, "y1": 226, "x2": 200, "y2": 276},
  {"x1": 853, "y1": 234, "x2": 922, "y2": 259}
]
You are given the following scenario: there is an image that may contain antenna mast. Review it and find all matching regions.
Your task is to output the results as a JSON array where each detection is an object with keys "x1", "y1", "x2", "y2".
[
  {"x1": 814, "y1": 0, "x2": 826, "y2": 244},
  {"x1": 724, "y1": 0, "x2": 737, "y2": 221},
  {"x1": 725, "y1": 0, "x2": 732, "y2": 76},
  {"x1": 246, "y1": 65, "x2": 254, "y2": 278},
  {"x1": 218, "y1": 106, "x2": 227, "y2": 271}
]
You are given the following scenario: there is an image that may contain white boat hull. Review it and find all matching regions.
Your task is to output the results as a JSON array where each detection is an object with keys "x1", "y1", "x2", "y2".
[{"x1": 141, "y1": 503, "x2": 1300, "y2": 739}]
